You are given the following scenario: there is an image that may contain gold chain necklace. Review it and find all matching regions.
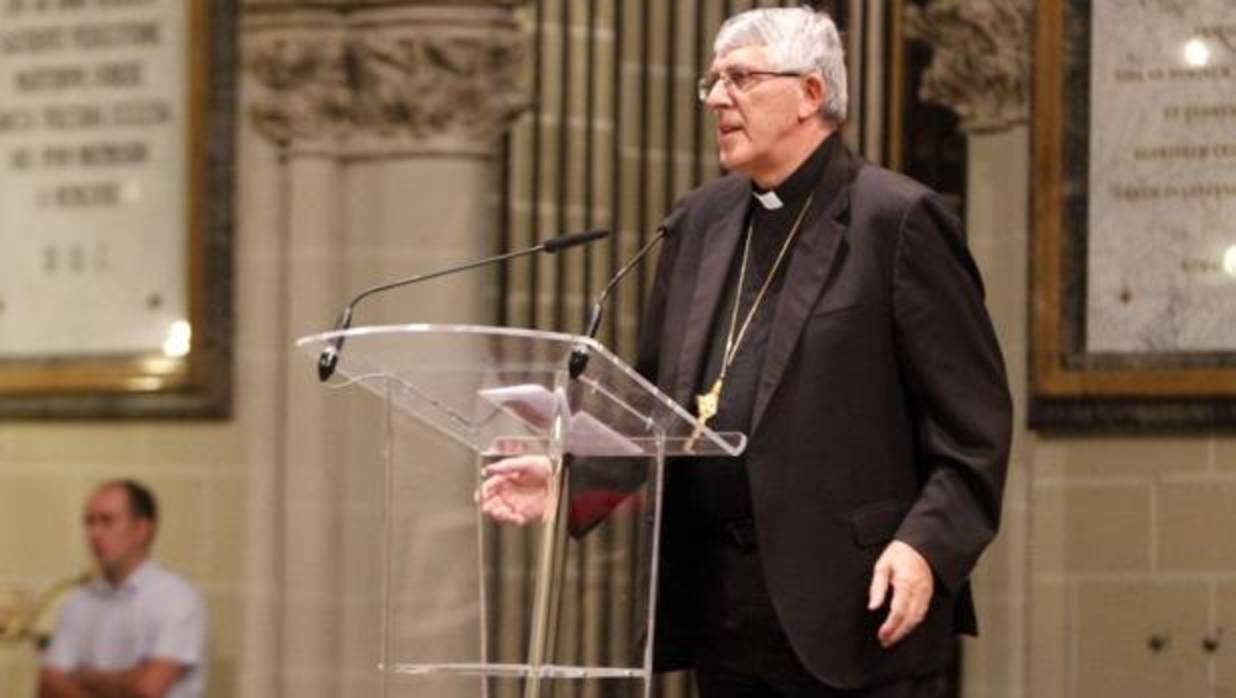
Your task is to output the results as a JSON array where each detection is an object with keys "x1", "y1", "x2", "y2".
[{"x1": 689, "y1": 191, "x2": 815, "y2": 446}]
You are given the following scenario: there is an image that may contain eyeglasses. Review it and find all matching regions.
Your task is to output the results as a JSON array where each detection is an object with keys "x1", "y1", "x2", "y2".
[{"x1": 697, "y1": 68, "x2": 804, "y2": 102}]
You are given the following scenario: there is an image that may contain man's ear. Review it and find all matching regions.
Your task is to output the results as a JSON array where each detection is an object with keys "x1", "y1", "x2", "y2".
[
  {"x1": 137, "y1": 518, "x2": 156, "y2": 548},
  {"x1": 798, "y1": 74, "x2": 826, "y2": 120}
]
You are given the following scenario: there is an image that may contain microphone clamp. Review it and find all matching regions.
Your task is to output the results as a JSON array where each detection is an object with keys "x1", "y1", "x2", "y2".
[
  {"x1": 567, "y1": 345, "x2": 590, "y2": 379},
  {"x1": 317, "y1": 345, "x2": 340, "y2": 382}
]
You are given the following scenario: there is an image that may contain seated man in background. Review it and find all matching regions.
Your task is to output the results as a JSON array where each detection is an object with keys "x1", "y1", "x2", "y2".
[{"x1": 38, "y1": 480, "x2": 206, "y2": 698}]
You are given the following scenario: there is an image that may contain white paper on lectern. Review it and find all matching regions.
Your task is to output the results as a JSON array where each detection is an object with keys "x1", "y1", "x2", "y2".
[{"x1": 478, "y1": 384, "x2": 644, "y2": 456}]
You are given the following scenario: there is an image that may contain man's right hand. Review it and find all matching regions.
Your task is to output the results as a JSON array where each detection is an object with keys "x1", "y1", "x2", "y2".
[
  {"x1": 475, "y1": 455, "x2": 552, "y2": 525},
  {"x1": 38, "y1": 668, "x2": 91, "y2": 698}
]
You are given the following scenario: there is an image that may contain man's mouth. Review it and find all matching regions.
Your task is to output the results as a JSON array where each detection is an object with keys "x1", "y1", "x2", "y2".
[{"x1": 718, "y1": 123, "x2": 743, "y2": 137}]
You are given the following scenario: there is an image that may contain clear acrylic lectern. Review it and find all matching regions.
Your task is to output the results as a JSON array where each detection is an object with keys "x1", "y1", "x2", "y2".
[{"x1": 297, "y1": 325, "x2": 745, "y2": 698}]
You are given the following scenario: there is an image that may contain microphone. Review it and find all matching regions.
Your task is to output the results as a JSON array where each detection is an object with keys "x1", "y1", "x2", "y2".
[
  {"x1": 317, "y1": 229, "x2": 609, "y2": 381},
  {"x1": 568, "y1": 207, "x2": 686, "y2": 379}
]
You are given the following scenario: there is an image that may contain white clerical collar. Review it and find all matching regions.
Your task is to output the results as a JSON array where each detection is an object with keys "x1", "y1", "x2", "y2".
[{"x1": 752, "y1": 189, "x2": 784, "y2": 210}]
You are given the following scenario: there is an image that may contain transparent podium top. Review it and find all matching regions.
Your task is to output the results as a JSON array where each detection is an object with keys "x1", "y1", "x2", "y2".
[{"x1": 297, "y1": 324, "x2": 746, "y2": 458}]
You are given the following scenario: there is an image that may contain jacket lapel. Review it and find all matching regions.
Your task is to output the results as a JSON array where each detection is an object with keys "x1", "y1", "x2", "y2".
[
  {"x1": 750, "y1": 154, "x2": 856, "y2": 435},
  {"x1": 671, "y1": 198, "x2": 748, "y2": 407}
]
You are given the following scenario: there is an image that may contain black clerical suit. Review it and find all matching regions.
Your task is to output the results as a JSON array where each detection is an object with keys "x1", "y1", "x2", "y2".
[{"x1": 639, "y1": 135, "x2": 1012, "y2": 691}]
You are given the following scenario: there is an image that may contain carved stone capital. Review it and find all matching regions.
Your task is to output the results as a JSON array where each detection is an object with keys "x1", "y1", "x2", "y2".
[
  {"x1": 904, "y1": 0, "x2": 1030, "y2": 134},
  {"x1": 243, "y1": 4, "x2": 528, "y2": 156}
]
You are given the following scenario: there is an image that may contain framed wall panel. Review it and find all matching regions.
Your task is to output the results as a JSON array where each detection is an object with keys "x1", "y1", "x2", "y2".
[
  {"x1": 0, "y1": 0, "x2": 235, "y2": 418},
  {"x1": 1031, "y1": 0, "x2": 1236, "y2": 429}
]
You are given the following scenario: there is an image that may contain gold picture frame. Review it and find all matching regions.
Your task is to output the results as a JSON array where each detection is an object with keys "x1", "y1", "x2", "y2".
[
  {"x1": 0, "y1": 0, "x2": 235, "y2": 418},
  {"x1": 1030, "y1": 0, "x2": 1236, "y2": 429}
]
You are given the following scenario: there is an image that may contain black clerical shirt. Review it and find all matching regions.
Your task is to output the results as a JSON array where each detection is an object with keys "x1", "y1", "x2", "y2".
[{"x1": 684, "y1": 134, "x2": 839, "y2": 527}]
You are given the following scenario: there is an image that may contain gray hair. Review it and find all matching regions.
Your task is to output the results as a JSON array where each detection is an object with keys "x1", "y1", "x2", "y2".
[{"x1": 714, "y1": 6, "x2": 848, "y2": 124}]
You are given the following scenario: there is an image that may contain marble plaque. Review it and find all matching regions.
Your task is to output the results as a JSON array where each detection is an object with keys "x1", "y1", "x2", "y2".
[
  {"x1": 0, "y1": 0, "x2": 189, "y2": 357},
  {"x1": 1086, "y1": 0, "x2": 1236, "y2": 353}
]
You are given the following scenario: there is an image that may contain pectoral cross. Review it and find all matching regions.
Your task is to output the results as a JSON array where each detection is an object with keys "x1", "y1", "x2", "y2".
[{"x1": 685, "y1": 378, "x2": 723, "y2": 453}]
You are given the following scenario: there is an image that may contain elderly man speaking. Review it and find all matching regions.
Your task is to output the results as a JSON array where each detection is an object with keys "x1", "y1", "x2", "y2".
[{"x1": 481, "y1": 7, "x2": 1012, "y2": 696}]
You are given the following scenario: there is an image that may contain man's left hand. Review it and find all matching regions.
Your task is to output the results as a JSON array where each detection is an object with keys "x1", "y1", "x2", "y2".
[
  {"x1": 867, "y1": 539, "x2": 933, "y2": 648},
  {"x1": 73, "y1": 659, "x2": 185, "y2": 698}
]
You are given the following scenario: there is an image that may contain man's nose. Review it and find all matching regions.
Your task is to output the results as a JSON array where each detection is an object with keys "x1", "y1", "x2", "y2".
[{"x1": 704, "y1": 82, "x2": 732, "y2": 110}]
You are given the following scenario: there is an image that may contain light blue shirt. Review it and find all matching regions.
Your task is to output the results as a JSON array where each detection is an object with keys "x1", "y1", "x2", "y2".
[{"x1": 43, "y1": 561, "x2": 206, "y2": 698}]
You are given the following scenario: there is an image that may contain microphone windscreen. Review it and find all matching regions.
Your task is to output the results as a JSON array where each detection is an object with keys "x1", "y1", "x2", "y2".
[
  {"x1": 659, "y1": 204, "x2": 688, "y2": 238},
  {"x1": 543, "y1": 228, "x2": 609, "y2": 253}
]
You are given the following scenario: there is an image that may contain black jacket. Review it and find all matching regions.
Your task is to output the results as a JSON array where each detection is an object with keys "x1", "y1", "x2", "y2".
[{"x1": 639, "y1": 143, "x2": 1012, "y2": 689}]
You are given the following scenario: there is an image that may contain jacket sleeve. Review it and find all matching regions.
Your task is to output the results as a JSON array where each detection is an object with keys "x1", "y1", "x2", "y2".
[
  {"x1": 634, "y1": 206, "x2": 686, "y2": 385},
  {"x1": 890, "y1": 192, "x2": 1013, "y2": 595},
  {"x1": 566, "y1": 204, "x2": 688, "y2": 535}
]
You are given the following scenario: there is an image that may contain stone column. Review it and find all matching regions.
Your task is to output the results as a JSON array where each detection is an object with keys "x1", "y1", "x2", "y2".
[
  {"x1": 238, "y1": 2, "x2": 527, "y2": 697},
  {"x1": 904, "y1": 2, "x2": 1031, "y2": 696},
  {"x1": 903, "y1": 0, "x2": 1030, "y2": 134}
]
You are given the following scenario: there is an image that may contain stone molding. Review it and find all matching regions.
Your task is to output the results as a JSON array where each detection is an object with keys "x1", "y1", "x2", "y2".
[
  {"x1": 904, "y1": 0, "x2": 1030, "y2": 134},
  {"x1": 243, "y1": 4, "x2": 528, "y2": 156}
]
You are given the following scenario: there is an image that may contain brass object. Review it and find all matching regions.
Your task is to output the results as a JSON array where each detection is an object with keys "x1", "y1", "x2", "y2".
[{"x1": 0, "y1": 572, "x2": 92, "y2": 648}]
